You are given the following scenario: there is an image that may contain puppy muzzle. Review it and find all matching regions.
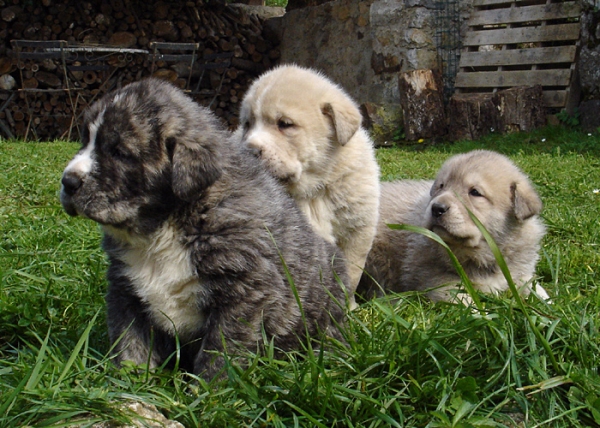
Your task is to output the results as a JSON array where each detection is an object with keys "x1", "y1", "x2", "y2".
[{"x1": 60, "y1": 171, "x2": 83, "y2": 217}]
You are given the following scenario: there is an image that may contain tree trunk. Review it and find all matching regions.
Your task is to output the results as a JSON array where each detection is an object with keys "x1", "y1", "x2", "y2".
[
  {"x1": 448, "y1": 86, "x2": 545, "y2": 141},
  {"x1": 398, "y1": 69, "x2": 447, "y2": 141},
  {"x1": 447, "y1": 93, "x2": 499, "y2": 141},
  {"x1": 496, "y1": 85, "x2": 545, "y2": 133}
]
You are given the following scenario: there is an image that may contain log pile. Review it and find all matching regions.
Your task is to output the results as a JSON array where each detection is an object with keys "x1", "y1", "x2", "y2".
[{"x1": 0, "y1": 0, "x2": 281, "y2": 140}]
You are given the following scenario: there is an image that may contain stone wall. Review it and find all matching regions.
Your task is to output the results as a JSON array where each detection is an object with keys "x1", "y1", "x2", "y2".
[
  {"x1": 266, "y1": 0, "x2": 377, "y2": 104},
  {"x1": 266, "y1": 0, "x2": 468, "y2": 106},
  {"x1": 579, "y1": 0, "x2": 600, "y2": 100},
  {"x1": 267, "y1": 0, "x2": 599, "y2": 110},
  {"x1": 370, "y1": 0, "x2": 438, "y2": 103}
]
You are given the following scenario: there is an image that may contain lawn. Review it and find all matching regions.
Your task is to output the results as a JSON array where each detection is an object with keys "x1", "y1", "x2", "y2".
[{"x1": 0, "y1": 126, "x2": 599, "y2": 427}]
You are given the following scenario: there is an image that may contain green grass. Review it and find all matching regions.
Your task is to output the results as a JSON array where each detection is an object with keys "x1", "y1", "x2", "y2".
[
  {"x1": 265, "y1": 0, "x2": 288, "y2": 7},
  {"x1": 1, "y1": 127, "x2": 599, "y2": 426}
]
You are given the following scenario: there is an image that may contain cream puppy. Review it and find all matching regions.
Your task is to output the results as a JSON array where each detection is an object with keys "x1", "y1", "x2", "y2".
[
  {"x1": 237, "y1": 65, "x2": 380, "y2": 308},
  {"x1": 358, "y1": 150, "x2": 549, "y2": 303}
]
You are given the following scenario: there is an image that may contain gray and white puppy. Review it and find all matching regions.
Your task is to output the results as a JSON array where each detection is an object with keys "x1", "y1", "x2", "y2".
[
  {"x1": 60, "y1": 78, "x2": 348, "y2": 380},
  {"x1": 358, "y1": 150, "x2": 548, "y2": 303}
]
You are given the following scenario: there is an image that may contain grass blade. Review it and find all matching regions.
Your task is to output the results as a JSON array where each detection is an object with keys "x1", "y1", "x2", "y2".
[
  {"x1": 24, "y1": 327, "x2": 52, "y2": 390},
  {"x1": 466, "y1": 211, "x2": 561, "y2": 374},
  {"x1": 387, "y1": 223, "x2": 485, "y2": 313},
  {"x1": 55, "y1": 310, "x2": 100, "y2": 386}
]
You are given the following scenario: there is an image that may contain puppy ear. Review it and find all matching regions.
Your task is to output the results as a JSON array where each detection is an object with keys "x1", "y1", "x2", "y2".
[
  {"x1": 321, "y1": 101, "x2": 361, "y2": 145},
  {"x1": 171, "y1": 138, "x2": 221, "y2": 202},
  {"x1": 511, "y1": 180, "x2": 542, "y2": 220}
]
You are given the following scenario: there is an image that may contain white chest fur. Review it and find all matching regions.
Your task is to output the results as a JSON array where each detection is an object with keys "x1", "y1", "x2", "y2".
[
  {"x1": 297, "y1": 197, "x2": 336, "y2": 245},
  {"x1": 117, "y1": 224, "x2": 204, "y2": 339}
]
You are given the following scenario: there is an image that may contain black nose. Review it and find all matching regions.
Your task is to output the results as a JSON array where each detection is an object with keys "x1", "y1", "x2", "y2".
[
  {"x1": 431, "y1": 202, "x2": 448, "y2": 218},
  {"x1": 61, "y1": 172, "x2": 82, "y2": 196}
]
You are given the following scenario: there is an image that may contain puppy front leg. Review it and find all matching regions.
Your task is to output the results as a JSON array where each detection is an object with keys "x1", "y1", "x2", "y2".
[
  {"x1": 193, "y1": 309, "x2": 260, "y2": 381},
  {"x1": 105, "y1": 274, "x2": 168, "y2": 370}
]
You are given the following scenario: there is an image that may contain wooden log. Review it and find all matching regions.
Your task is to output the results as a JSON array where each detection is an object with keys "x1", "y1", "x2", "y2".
[
  {"x1": 1, "y1": 6, "x2": 22, "y2": 23},
  {"x1": 398, "y1": 69, "x2": 447, "y2": 141},
  {"x1": 447, "y1": 93, "x2": 499, "y2": 141},
  {"x1": 22, "y1": 77, "x2": 39, "y2": 89},
  {"x1": 35, "y1": 70, "x2": 61, "y2": 88},
  {"x1": 496, "y1": 85, "x2": 545, "y2": 133},
  {"x1": 0, "y1": 73, "x2": 16, "y2": 90},
  {"x1": 153, "y1": 20, "x2": 178, "y2": 41},
  {"x1": 0, "y1": 57, "x2": 13, "y2": 74},
  {"x1": 447, "y1": 86, "x2": 545, "y2": 141},
  {"x1": 108, "y1": 31, "x2": 137, "y2": 48},
  {"x1": 83, "y1": 70, "x2": 97, "y2": 85},
  {"x1": 231, "y1": 57, "x2": 265, "y2": 74},
  {"x1": 152, "y1": 68, "x2": 178, "y2": 82}
]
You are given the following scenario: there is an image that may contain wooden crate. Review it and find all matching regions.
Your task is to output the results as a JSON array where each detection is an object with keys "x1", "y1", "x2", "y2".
[{"x1": 454, "y1": 0, "x2": 581, "y2": 112}]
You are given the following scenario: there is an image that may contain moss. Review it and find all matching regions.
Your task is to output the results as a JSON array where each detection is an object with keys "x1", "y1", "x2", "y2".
[{"x1": 365, "y1": 103, "x2": 404, "y2": 147}]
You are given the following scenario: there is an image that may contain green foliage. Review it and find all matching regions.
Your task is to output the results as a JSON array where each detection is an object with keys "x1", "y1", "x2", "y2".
[
  {"x1": 555, "y1": 109, "x2": 580, "y2": 128},
  {"x1": 391, "y1": 127, "x2": 405, "y2": 143},
  {"x1": 1, "y1": 128, "x2": 599, "y2": 426},
  {"x1": 265, "y1": 0, "x2": 288, "y2": 7}
]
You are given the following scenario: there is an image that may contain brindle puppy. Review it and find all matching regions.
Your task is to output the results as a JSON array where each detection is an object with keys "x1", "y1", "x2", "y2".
[{"x1": 60, "y1": 78, "x2": 348, "y2": 379}]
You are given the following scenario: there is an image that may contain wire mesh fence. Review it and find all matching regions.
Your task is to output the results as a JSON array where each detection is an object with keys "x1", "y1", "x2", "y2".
[{"x1": 434, "y1": 0, "x2": 461, "y2": 103}]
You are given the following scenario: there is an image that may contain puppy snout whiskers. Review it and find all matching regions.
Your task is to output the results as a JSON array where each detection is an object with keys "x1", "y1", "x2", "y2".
[
  {"x1": 61, "y1": 172, "x2": 83, "y2": 196},
  {"x1": 432, "y1": 202, "x2": 448, "y2": 218}
]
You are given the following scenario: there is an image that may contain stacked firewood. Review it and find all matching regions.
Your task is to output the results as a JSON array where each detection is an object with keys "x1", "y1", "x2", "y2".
[{"x1": 0, "y1": 0, "x2": 281, "y2": 140}]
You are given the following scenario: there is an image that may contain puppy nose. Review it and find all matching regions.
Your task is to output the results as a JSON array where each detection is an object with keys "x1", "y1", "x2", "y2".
[
  {"x1": 61, "y1": 172, "x2": 82, "y2": 196},
  {"x1": 431, "y1": 203, "x2": 448, "y2": 218}
]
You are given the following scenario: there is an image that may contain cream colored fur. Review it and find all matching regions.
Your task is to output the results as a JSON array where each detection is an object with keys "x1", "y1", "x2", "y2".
[
  {"x1": 358, "y1": 150, "x2": 549, "y2": 303},
  {"x1": 237, "y1": 65, "x2": 380, "y2": 308}
]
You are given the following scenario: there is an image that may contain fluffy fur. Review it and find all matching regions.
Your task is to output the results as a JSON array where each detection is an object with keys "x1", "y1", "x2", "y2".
[
  {"x1": 60, "y1": 78, "x2": 348, "y2": 379},
  {"x1": 236, "y1": 65, "x2": 380, "y2": 308},
  {"x1": 358, "y1": 150, "x2": 549, "y2": 302}
]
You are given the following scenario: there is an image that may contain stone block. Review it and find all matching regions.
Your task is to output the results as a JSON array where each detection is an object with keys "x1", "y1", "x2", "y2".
[
  {"x1": 579, "y1": 99, "x2": 600, "y2": 133},
  {"x1": 360, "y1": 102, "x2": 403, "y2": 147}
]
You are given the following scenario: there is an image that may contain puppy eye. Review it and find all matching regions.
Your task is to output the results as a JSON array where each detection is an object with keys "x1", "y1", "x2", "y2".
[
  {"x1": 106, "y1": 141, "x2": 131, "y2": 161},
  {"x1": 277, "y1": 119, "x2": 294, "y2": 130},
  {"x1": 112, "y1": 146, "x2": 132, "y2": 160},
  {"x1": 243, "y1": 121, "x2": 250, "y2": 131},
  {"x1": 469, "y1": 188, "x2": 483, "y2": 197}
]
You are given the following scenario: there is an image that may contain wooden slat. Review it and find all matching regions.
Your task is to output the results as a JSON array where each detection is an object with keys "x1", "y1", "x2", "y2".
[
  {"x1": 463, "y1": 23, "x2": 581, "y2": 46},
  {"x1": 459, "y1": 45, "x2": 577, "y2": 68},
  {"x1": 457, "y1": 0, "x2": 581, "y2": 110},
  {"x1": 455, "y1": 69, "x2": 572, "y2": 88},
  {"x1": 543, "y1": 90, "x2": 568, "y2": 107},
  {"x1": 468, "y1": 2, "x2": 581, "y2": 27}
]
